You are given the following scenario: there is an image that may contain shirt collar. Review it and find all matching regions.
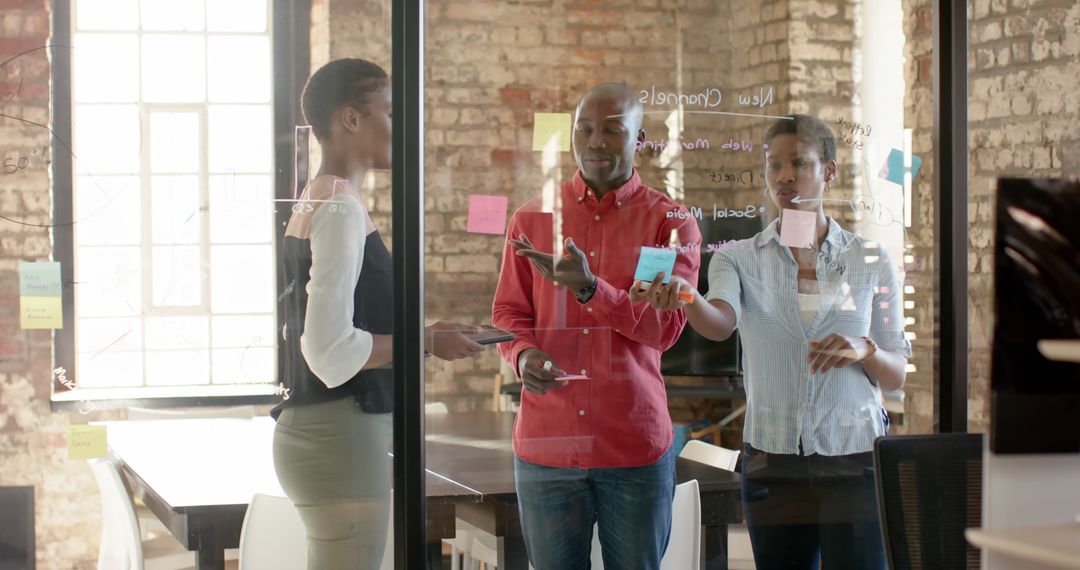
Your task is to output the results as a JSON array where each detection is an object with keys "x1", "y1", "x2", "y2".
[
  {"x1": 755, "y1": 215, "x2": 848, "y2": 249},
  {"x1": 570, "y1": 169, "x2": 642, "y2": 208}
]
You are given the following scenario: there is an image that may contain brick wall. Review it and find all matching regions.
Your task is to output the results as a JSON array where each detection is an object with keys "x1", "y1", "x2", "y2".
[
  {"x1": 902, "y1": 0, "x2": 1080, "y2": 433},
  {"x1": 0, "y1": 1, "x2": 102, "y2": 568},
  {"x1": 965, "y1": 0, "x2": 1080, "y2": 431}
]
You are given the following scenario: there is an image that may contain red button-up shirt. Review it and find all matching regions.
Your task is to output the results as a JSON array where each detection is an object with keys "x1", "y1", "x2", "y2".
[{"x1": 492, "y1": 170, "x2": 702, "y2": 469}]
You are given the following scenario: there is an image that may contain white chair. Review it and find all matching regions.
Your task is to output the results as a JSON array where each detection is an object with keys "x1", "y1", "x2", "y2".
[
  {"x1": 90, "y1": 460, "x2": 197, "y2": 570},
  {"x1": 237, "y1": 494, "x2": 307, "y2": 570},
  {"x1": 679, "y1": 440, "x2": 740, "y2": 472},
  {"x1": 589, "y1": 479, "x2": 701, "y2": 570},
  {"x1": 425, "y1": 402, "x2": 450, "y2": 415},
  {"x1": 677, "y1": 441, "x2": 754, "y2": 567}
]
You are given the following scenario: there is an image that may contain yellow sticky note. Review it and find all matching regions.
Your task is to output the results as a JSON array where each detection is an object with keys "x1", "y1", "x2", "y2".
[
  {"x1": 19, "y1": 293, "x2": 61, "y2": 330},
  {"x1": 20, "y1": 296, "x2": 62, "y2": 329},
  {"x1": 68, "y1": 425, "x2": 107, "y2": 460},
  {"x1": 532, "y1": 113, "x2": 572, "y2": 152}
]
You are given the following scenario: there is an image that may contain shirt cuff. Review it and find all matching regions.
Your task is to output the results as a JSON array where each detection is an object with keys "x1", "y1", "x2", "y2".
[
  {"x1": 871, "y1": 330, "x2": 912, "y2": 359},
  {"x1": 704, "y1": 289, "x2": 742, "y2": 329}
]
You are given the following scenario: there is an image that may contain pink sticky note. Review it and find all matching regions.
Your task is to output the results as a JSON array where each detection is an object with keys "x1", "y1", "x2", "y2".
[
  {"x1": 467, "y1": 195, "x2": 509, "y2": 235},
  {"x1": 779, "y1": 208, "x2": 817, "y2": 249},
  {"x1": 555, "y1": 375, "x2": 590, "y2": 381}
]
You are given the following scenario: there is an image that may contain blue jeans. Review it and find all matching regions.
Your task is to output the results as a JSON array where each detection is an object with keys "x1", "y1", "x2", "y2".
[
  {"x1": 513, "y1": 444, "x2": 676, "y2": 570},
  {"x1": 741, "y1": 444, "x2": 886, "y2": 570}
]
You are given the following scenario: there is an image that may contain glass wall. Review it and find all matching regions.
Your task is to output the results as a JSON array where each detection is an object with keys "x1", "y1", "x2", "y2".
[{"x1": 419, "y1": 0, "x2": 939, "y2": 567}]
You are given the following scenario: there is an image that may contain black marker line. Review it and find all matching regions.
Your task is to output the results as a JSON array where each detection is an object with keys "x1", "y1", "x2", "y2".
[
  {"x1": 0, "y1": 111, "x2": 122, "y2": 228},
  {"x1": 0, "y1": 44, "x2": 72, "y2": 71}
]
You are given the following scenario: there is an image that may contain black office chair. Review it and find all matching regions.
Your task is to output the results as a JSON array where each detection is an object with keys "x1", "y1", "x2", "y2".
[{"x1": 873, "y1": 433, "x2": 984, "y2": 570}]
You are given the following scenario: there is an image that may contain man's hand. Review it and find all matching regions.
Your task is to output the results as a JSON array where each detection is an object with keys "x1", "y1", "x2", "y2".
[
  {"x1": 425, "y1": 321, "x2": 485, "y2": 360},
  {"x1": 517, "y1": 348, "x2": 569, "y2": 395},
  {"x1": 806, "y1": 334, "x2": 872, "y2": 373},
  {"x1": 629, "y1": 273, "x2": 692, "y2": 311},
  {"x1": 510, "y1": 235, "x2": 596, "y2": 292}
]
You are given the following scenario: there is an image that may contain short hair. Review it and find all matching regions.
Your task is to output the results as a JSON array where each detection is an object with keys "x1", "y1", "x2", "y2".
[
  {"x1": 301, "y1": 58, "x2": 388, "y2": 141},
  {"x1": 764, "y1": 114, "x2": 836, "y2": 162}
]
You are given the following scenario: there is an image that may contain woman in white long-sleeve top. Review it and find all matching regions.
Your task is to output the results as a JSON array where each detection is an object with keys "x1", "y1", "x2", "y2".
[
  {"x1": 633, "y1": 114, "x2": 911, "y2": 570},
  {"x1": 271, "y1": 58, "x2": 483, "y2": 570}
]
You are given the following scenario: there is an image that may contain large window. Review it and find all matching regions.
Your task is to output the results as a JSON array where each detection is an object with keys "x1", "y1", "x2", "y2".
[{"x1": 57, "y1": 0, "x2": 277, "y2": 400}]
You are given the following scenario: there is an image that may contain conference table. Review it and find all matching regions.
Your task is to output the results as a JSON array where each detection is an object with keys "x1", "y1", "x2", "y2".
[{"x1": 104, "y1": 412, "x2": 742, "y2": 569}]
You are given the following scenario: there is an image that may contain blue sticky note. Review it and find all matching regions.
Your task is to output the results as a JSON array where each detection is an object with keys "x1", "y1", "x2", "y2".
[
  {"x1": 19, "y1": 261, "x2": 62, "y2": 297},
  {"x1": 634, "y1": 247, "x2": 677, "y2": 284},
  {"x1": 879, "y1": 148, "x2": 923, "y2": 186}
]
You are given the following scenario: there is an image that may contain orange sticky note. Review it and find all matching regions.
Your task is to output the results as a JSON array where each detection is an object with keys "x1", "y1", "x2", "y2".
[
  {"x1": 779, "y1": 209, "x2": 817, "y2": 249},
  {"x1": 20, "y1": 296, "x2": 62, "y2": 329},
  {"x1": 68, "y1": 425, "x2": 107, "y2": 460},
  {"x1": 467, "y1": 195, "x2": 509, "y2": 235},
  {"x1": 532, "y1": 113, "x2": 572, "y2": 152}
]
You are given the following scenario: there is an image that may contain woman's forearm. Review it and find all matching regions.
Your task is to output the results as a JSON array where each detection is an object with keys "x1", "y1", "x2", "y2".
[
  {"x1": 861, "y1": 347, "x2": 907, "y2": 392},
  {"x1": 361, "y1": 334, "x2": 393, "y2": 370},
  {"x1": 685, "y1": 292, "x2": 738, "y2": 342}
]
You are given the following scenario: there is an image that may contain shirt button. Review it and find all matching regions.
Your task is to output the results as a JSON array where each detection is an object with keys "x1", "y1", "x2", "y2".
[
  {"x1": 593, "y1": 215, "x2": 600, "y2": 221},
  {"x1": 580, "y1": 369, "x2": 587, "y2": 375},
  {"x1": 579, "y1": 410, "x2": 586, "y2": 416},
  {"x1": 583, "y1": 329, "x2": 589, "y2": 335},
  {"x1": 589, "y1": 251, "x2": 596, "y2": 257},
  {"x1": 586, "y1": 307, "x2": 593, "y2": 313},
  {"x1": 586, "y1": 190, "x2": 592, "y2": 196}
]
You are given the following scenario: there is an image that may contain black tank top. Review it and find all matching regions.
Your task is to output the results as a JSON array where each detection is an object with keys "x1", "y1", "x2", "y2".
[{"x1": 271, "y1": 230, "x2": 394, "y2": 419}]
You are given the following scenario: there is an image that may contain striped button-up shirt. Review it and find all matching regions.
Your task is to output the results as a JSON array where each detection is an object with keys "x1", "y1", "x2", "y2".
[
  {"x1": 707, "y1": 217, "x2": 912, "y2": 456},
  {"x1": 493, "y1": 170, "x2": 702, "y2": 469}
]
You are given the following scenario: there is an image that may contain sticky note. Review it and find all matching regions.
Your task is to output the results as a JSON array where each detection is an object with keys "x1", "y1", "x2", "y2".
[
  {"x1": 532, "y1": 113, "x2": 572, "y2": 152},
  {"x1": 879, "y1": 148, "x2": 923, "y2": 186},
  {"x1": 555, "y1": 374, "x2": 590, "y2": 381},
  {"x1": 466, "y1": 195, "x2": 509, "y2": 235},
  {"x1": 779, "y1": 208, "x2": 817, "y2": 249},
  {"x1": 20, "y1": 296, "x2": 62, "y2": 329},
  {"x1": 68, "y1": 425, "x2": 107, "y2": 460},
  {"x1": 19, "y1": 261, "x2": 61, "y2": 297},
  {"x1": 634, "y1": 247, "x2": 677, "y2": 284}
]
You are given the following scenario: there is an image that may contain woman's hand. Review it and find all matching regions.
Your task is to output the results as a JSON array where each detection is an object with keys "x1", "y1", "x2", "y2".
[
  {"x1": 629, "y1": 273, "x2": 692, "y2": 311},
  {"x1": 425, "y1": 321, "x2": 485, "y2": 361},
  {"x1": 807, "y1": 334, "x2": 872, "y2": 373}
]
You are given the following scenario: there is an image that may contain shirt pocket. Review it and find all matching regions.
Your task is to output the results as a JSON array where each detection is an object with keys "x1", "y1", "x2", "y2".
[{"x1": 741, "y1": 274, "x2": 783, "y2": 322}]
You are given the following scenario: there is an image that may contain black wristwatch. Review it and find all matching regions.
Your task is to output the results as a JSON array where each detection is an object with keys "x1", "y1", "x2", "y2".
[{"x1": 575, "y1": 277, "x2": 598, "y2": 304}]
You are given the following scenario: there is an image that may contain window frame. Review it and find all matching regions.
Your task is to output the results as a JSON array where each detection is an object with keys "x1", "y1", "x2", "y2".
[{"x1": 49, "y1": 0, "x2": 311, "y2": 411}]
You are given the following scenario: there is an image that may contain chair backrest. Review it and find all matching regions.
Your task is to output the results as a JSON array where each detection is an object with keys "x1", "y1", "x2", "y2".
[
  {"x1": 589, "y1": 479, "x2": 701, "y2": 570},
  {"x1": 874, "y1": 433, "x2": 983, "y2": 570},
  {"x1": 425, "y1": 402, "x2": 449, "y2": 415},
  {"x1": 127, "y1": 405, "x2": 257, "y2": 421},
  {"x1": 90, "y1": 460, "x2": 143, "y2": 570},
  {"x1": 661, "y1": 479, "x2": 701, "y2": 570},
  {"x1": 238, "y1": 494, "x2": 307, "y2": 570},
  {"x1": 679, "y1": 440, "x2": 740, "y2": 472}
]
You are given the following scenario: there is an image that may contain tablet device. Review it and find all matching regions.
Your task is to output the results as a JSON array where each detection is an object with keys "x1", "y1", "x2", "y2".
[{"x1": 469, "y1": 326, "x2": 515, "y2": 346}]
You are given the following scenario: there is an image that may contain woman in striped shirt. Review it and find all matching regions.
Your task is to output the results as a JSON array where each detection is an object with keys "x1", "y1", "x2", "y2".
[{"x1": 635, "y1": 114, "x2": 911, "y2": 569}]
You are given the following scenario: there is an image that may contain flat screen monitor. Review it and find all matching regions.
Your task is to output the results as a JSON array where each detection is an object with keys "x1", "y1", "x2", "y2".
[
  {"x1": 991, "y1": 178, "x2": 1080, "y2": 454},
  {"x1": 660, "y1": 212, "x2": 764, "y2": 377}
]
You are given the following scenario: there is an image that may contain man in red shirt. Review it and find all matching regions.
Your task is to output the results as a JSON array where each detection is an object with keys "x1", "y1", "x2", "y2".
[{"x1": 492, "y1": 83, "x2": 702, "y2": 568}]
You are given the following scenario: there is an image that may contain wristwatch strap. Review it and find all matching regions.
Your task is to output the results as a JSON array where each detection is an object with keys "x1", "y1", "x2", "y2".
[{"x1": 575, "y1": 278, "x2": 597, "y2": 304}]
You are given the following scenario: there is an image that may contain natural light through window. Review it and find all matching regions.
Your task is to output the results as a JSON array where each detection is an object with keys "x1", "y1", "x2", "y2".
[{"x1": 68, "y1": 0, "x2": 275, "y2": 395}]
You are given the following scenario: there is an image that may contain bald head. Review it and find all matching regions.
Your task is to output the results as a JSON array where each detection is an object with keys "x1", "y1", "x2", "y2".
[
  {"x1": 576, "y1": 83, "x2": 644, "y2": 132},
  {"x1": 572, "y1": 83, "x2": 646, "y2": 195}
]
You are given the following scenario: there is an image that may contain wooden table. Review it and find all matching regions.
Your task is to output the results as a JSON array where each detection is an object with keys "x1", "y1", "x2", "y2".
[
  {"x1": 966, "y1": 524, "x2": 1080, "y2": 569},
  {"x1": 105, "y1": 412, "x2": 742, "y2": 569}
]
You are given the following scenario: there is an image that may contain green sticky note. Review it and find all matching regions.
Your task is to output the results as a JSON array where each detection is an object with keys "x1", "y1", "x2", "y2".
[
  {"x1": 19, "y1": 261, "x2": 62, "y2": 297},
  {"x1": 20, "y1": 296, "x2": 63, "y2": 329},
  {"x1": 68, "y1": 425, "x2": 108, "y2": 460},
  {"x1": 532, "y1": 113, "x2": 572, "y2": 152}
]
